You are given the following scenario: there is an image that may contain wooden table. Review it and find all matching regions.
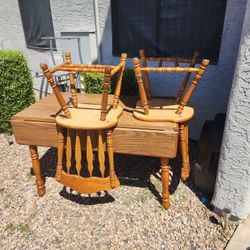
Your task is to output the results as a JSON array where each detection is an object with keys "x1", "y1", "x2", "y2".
[{"x1": 11, "y1": 93, "x2": 179, "y2": 208}]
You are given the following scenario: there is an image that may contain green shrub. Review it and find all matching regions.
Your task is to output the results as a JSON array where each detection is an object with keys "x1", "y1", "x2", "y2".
[
  {"x1": 82, "y1": 69, "x2": 138, "y2": 95},
  {"x1": 0, "y1": 51, "x2": 35, "y2": 134}
]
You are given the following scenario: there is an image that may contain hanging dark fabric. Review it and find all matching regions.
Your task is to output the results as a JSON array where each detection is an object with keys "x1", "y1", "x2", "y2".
[
  {"x1": 111, "y1": 0, "x2": 227, "y2": 64},
  {"x1": 18, "y1": 0, "x2": 56, "y2": 50}
]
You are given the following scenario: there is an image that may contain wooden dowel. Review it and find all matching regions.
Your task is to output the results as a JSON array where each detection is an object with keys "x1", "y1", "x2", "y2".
[
  {"x1": 140, "y1": 67, "x2": 199, "y2": 73},
  {"x1": 112, "y1": 53, "x2": 127, "y2": 109},
  {"x1": 133, "y1": 57, "x2": 149, "y2": 115},
  {"x1": 40, "y1": 64, "x2": 71, "y2": 118},
  {"x1": 139, "y1": 49, "x2": 152, "y2": 99},
  {"x1": 65, "y1": 52, "x2": 78, "y2": 107},
  {"x1": 176, "y1": 51, "x2": 200, "y2": 103},
  {"x1": 176, "y1": 59, "x2": 209, "y2": 114},
  {"x1": 86, "y1": 130, "x2": 94, "y2": 177},
  {"x1": 98, "y1": 130, "x2": 105, "y2": 178},
  {"x1": 100, "y1": 66, "x2": 112, "y2": 121},
  {"x1": 145, "y1": 57, "x2": 193, "y2": 63}
]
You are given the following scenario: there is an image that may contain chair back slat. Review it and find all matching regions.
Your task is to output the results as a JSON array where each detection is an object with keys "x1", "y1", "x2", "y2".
[
  {"x1": 75, "y1": 130, "x2": 82, "y2": 176},
  {"x1": 139, "y1": 49, "x2": 152, "y2": 99},
  {"x1": 176, "y1": 59, "x2": 209, "y2": 114},
  {"x1": 133, "y1": 58, "x2": 150, "y2": 115},
  {"x1": 66, "y1": 129, "x2": 72, "y2": 174},
  {"x1": 65, "y1": 51, "x2": 78, "y2": 107},
  {"x1": 100, "y1": 66, "x2": 112, "y2": 121},
  {"x1": 86, "y1": 131, "x2": 94, "y2": 177},
  {"x1": 112, "y1": 53, "x2": 127, "y2": 109},
  {"x1": 40, "y1": 64, "x2": 71, "y2": 118},
  {"x1": 98, "y1": 131, "x2": 106, "y2": 178},
  {"x1": 176, "y1": 51, "x2": 200, "y2": 103}
]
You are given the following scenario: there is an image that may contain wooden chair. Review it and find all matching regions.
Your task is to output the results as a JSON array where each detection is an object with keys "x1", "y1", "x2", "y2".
[
  {"x1": 40, "y1": 51, "x2": 127, "y2": 195},
  {"x1": 133, "y1": 56, "x2": 209, "y2": 208}
]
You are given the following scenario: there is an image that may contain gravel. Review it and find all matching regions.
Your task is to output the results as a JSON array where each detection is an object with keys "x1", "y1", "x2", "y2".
[{"x1": 0, "y1": 133, "x2": 236, "y2": 249}]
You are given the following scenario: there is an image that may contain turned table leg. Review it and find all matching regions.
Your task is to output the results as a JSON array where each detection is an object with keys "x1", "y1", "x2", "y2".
[
  {"x1": 160, "y1": 157, "x2": 170, "y2": 209},
  {"x1": 29, "y1": 145, "x2": 45, "y2": 196}
]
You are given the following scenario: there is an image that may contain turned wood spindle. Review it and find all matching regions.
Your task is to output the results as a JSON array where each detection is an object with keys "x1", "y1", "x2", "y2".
[
  {"x1": 40, "y1": 64, "x2": 71, "y2": 118},
  {"x1": 176, "y1": 59, "x2": 209, "y2": 115},
  {"x1": 112, "y1": 53, "x2": 127, "y2": 109},
  {"x1": 64, "y1": 51, "x2": 78, "y2": 107},
  {"x1": 176, "y1": 51, "x2": 200, "y2": 104},
  {"x1": 100, "y1": 66, "x2": 112, "y2": 121},
  {"x1": 139, "y1": 49, "x2": 152, "y2": 100},
  {"x1": 133, "y1": 57, "x2": 149, "y2": 115}
]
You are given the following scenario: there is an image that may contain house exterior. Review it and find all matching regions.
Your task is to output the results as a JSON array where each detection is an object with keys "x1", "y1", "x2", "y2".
[{"x1": 0, "y1": 0, "x2": 250, "y2": 220}]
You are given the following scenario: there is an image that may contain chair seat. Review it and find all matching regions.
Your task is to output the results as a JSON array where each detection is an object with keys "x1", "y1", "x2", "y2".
[
  {"x1": 133, "y1": 104, "x2": 194, "y2": 123},
  {"x1": 56, "y1": 105, "x2": 123, "y2": 129}
]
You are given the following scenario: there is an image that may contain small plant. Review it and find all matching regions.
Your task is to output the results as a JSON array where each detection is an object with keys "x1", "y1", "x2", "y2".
[
  {"x1": 5, "y1": 222, "x2": 31, "y2": 238},
  {"x1": 0, "y1": 50, "x2": 35, "y2": 134},
  {"x1": 82, "y1": 69, "x2": 138, "y2": 95}
]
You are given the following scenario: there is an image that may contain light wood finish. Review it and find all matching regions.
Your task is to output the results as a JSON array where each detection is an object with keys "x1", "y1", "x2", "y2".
[
  {"x1": 179, "y1": 124, "x2": 189, "y2": 181},
  {"x1": 98, "y1": 130, "x2": 105, "y2": 177},
  {"x1": 139, "y1": 49, "x2": 200, "y2": 102},
  {"x1": 101, "y1": 66, "x2": 112, "y2": 121},
  {"x1": 161, "y1": 158, "x2": 170, "y2": 209},
  {"x1": 40, "y1": 54, "x2": 127, "y2": 196},
  {"x1": 139, "y1": 49, "x2": 152, "y2": 99},
  {"x1": 11, "y1": 94, "x2": 179, "y2": 208},
  {"x1": 56, "y1": 106, "x2": 123, "y2": 130},
  {"x1": 65, "y1": 51, "x2": 78, "y2": 107},
  {"x1": 55, "y1": 126, "x2": 64, "y2": 182},
  {"x1": 113, "y1": 53, "x2": 127, "y2": 109},
  {"x1": 40, "y1": 64, "x2": 71, "y2": 119},
  {"x1": 133, "y1": 105, "x2": 194, "y2": 123},
  {"x1": 86, "y1": 130, "x2": 94, "y2": 177},
  {"x1": 29, "y1": 145, "x2": 45, "y2": 196}
]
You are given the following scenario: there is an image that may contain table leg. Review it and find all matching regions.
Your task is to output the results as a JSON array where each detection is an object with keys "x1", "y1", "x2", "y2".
[
  {"x1": 29, "y1": 145, "x2": 45, "y2": 196},
  {"x1": 160, "y1": 157, "x2": 170, "y2": 209},
  {"x1": 179, "y1": 124, "x2": 189, "y2": 181}
]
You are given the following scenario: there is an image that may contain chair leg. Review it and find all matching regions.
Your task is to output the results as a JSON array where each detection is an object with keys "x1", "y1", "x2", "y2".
[
  {"x1": 29, "y1": 145, "x2": 45, "y2": 196},
  {"x1": 160, "y1": 157, "x2": 170, "y2": 209},
  {"x1": 107, "y1": 130, "x2": 115, "y2": 188},
  {"x1": 179, "y1": 124, "x2": 189, "y2": 181},
  {"x1": 56, "y1": 127, "x2": 64, "y2": 182}
]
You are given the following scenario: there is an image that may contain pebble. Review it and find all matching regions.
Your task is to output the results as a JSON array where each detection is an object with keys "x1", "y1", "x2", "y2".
[{"x1": 0, "y1": 134, "x2": 236, "y2": 249}]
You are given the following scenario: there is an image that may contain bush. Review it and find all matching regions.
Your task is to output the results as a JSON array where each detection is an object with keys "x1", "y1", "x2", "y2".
[
  {"x1": 83, "y1": 69, "x2": 138, "y2": 95},
  {"x1": 0, "y1": 51, "x2": 35, "y2": 134}
]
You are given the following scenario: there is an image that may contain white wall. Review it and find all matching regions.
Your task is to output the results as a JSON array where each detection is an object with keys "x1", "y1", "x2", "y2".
[
  {"x1": 212, "y1": 0, "x2": 250, "y2": 221},
  {"x1": 0, "y1": 0, "x2": 247, "y2": 139}
]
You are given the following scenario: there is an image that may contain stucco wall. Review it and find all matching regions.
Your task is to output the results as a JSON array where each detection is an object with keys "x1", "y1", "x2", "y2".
[
  {"x1": 0, "y1": 0, "x2": 247, "y2": 139},
  {"x1": 212, "y1": 0, "x2": 250, "y2": 220},
  {"x1": 99, "y1": 0, "x2": 247, "y2": 139}
]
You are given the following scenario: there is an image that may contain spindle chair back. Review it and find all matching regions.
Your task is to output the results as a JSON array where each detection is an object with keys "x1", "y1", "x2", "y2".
[
  {"x1": 139, "y1": 49, "x2": 200, "y2": 103},
  {"x1": 40, "y1": 52, "x2": 127, "y2": 194}
]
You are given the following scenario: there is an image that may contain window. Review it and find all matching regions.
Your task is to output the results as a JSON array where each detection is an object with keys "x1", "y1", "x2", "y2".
[
  {"x1": 111, "y1": 0, "x2": 227, "y2": 64},
  {"x1": 18, "y1": 0, "x2": 56, "y2": 50}
]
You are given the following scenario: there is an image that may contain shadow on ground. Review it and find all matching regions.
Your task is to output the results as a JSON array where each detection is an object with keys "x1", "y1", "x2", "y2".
[{"x1": 30, "y1": 139, "x2": 209, "y2": 207}]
